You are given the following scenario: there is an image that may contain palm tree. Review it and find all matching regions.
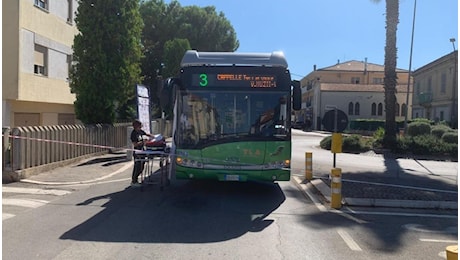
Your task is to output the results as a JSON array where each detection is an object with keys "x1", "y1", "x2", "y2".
[{"x1": 372, "y1": 0, "x2": 399, "y2": 149}]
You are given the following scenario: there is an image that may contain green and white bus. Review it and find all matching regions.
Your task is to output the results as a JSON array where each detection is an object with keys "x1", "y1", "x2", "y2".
[{"x1": 164, "y1": 50, "x2": 301, "y2": 182}]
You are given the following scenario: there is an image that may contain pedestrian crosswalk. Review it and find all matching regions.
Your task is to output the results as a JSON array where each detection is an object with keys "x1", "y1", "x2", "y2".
[{"x1": 2, "y1": 186, "x2": 71, "y2": 221}]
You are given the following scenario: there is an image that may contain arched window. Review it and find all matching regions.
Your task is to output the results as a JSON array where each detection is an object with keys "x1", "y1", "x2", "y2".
[
  {"x1": 354, "y1": 102, "x2": 360, "y2": 115},
  {"x1": 401, "y1": 103, "x2": 407, "y2": 117},
  {"x1": 377, "y1": 103, "x2": 383, "y2": 116},
  {"x1": 395, "y1": 103, "x2": 400, "y2": 116},
  {"x1": 348, "y1": 102, "x2": 354, "y2": 115},
  {"x1": 371, "y1": 103, "x2": 377, "y2": 116}
]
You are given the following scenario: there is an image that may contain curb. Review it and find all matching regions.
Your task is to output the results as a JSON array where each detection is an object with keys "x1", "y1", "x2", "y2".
[{"x1": 293, "y1": 176, "x2": 458, "y2": 210}]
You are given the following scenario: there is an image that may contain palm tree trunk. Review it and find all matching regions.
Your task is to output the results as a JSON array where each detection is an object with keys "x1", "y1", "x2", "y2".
[{"x1": 383, "y1": 0, "x2": 399, "y2": 148}]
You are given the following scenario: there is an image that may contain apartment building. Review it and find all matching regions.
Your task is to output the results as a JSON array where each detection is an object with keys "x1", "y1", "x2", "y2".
[
  {"x1": 411, "y1": 51, "x2": 457, "y2": 126},
  {"x1": 299, "y1": 60, "x2": 412, "y2": 130},
  {"x1": 3, "y1": 0, "x2": 78, "y2": 127}
]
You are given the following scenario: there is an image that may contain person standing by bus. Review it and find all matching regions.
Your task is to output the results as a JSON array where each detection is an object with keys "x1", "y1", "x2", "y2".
[{"x1": 130, "y1": 119, "x2": 152, "y2": 187}]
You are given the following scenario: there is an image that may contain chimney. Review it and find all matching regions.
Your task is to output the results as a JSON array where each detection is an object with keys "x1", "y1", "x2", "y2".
[{"x1": 313, "y1": 64, "x2": 316, "y2": 71}]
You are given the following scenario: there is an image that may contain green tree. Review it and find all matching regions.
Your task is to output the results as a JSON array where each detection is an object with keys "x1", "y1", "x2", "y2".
[
  {"x1": 70, "y1": 0, "x2": 143, "y2": 124},
  {"x1": 372, "y1": 0, "x2": 399, "y2": 149},
  {"x1": 162, "y1": 38, "x2": 191, "y2": 78},
  {"x1": 139, "y1": 0, "x2": 239, "y2": 117}
]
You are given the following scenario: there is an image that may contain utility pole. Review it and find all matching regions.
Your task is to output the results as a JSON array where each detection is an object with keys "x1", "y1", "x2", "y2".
[
  {"x1": 449, "y1": 38, "x2": 457, "y2": 128},
  {"x1": 404, "y1": 0, "x2": 417, "y2": 133}
]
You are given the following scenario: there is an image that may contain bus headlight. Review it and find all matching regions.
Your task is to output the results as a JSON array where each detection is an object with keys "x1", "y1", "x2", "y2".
[
  {"x1": 176, "y1": 157, "x2": 203, "y2": 168},
  {"x1": 284, "y1": 159, "x2": 290, "y2": 167}
]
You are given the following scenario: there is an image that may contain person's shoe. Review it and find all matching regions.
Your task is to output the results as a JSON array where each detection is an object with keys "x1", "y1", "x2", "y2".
[{"x1": 131, "y1": 182, "x2": 141, "y2": 188}]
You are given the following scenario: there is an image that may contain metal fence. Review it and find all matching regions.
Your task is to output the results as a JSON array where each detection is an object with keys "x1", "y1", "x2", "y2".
[{"x1": 2, "y1": 119, "x2": 172, "y2": 180}]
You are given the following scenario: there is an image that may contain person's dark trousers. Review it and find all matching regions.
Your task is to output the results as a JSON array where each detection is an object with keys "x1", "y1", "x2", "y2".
[{"x1": 132, "y1": 154, "x2": 144, "y2": 183}]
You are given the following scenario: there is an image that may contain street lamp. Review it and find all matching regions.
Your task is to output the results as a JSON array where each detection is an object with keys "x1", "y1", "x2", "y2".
[
  {"x1": 403, "y1": 0, "x2": 417, "y2": 133},
  {"x1": 449, "y1": 38, "x2": 457, "y2": 127}
]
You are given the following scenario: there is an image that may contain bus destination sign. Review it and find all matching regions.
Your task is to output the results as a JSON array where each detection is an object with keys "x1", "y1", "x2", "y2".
[{"x1": 193, "y1": 73, "x2": 277, "y2": 88}]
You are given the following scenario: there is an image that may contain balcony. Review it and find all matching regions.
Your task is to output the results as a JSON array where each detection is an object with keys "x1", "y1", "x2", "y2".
[{"x1": 418, "y1": 92, "x2": 433, "y2": 105}]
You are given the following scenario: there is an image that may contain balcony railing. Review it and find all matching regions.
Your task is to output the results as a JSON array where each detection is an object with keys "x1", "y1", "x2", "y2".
[{"x1": 418, "y1": 92, "x2": 433, "y2": 105}]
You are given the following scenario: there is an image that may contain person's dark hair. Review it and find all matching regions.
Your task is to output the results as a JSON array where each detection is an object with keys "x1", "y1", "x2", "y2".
[{"x1": 132, "y1": 119, "x2": 142, "y2": 128}]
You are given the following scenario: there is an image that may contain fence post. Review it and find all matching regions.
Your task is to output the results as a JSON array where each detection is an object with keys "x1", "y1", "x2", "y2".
[
  {"x1": 2, "y1": 127, "x2": 10, "y2": 171},
  {"x1": 127, "y1": 126, "x2": 133, "y2": 160}
]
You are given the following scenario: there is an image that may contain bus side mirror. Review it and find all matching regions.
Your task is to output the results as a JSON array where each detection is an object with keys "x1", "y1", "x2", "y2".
[
  {"x1": 292, "y1": 80, "x2": 301, "y2": 111},
  {"x1": 159, "y1": 78, "x2": 182, "y2": 112}
]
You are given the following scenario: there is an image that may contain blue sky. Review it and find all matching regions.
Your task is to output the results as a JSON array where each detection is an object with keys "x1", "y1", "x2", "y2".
[{"x1": 166, "y1": 0, "x2": 458, "y2": 80}]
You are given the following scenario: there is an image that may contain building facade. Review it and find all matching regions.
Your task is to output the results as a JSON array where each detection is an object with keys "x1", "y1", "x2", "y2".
[
  {"x1": 299, "y1": 60, "x2": 412, "y2": 131},
  {"x1": 411, "y1": 51, "x2": 457, "y2": 127},
  {"x1": 3, "y1": 0, "x2": 78, "y2": 127}
]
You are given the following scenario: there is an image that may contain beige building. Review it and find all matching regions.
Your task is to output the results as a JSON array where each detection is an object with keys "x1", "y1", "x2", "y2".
[
  {"x1": 3, "y1": 0, "x2": 78, "y2": 127},
  {"x1": 411, "y1": 51, "x2": 457, "y2": 126},
  {"x1": 299, "y1": 60, "x2": 412, "y2": 130}
]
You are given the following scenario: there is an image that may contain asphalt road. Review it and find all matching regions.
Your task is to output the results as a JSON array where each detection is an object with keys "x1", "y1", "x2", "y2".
[{"x1": 2, "y1": 130, "x2": 458, "y2": 259}]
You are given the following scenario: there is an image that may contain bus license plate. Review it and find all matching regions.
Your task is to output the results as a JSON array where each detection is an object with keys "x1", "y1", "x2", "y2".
[{"x1": 225, "y1": 175, "x2": 240, "y2": 181}]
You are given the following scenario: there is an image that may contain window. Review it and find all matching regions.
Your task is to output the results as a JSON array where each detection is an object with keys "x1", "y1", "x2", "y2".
[
  {"x1": 348, "y1": 102, "x2": 354, "y2": 115},
  {"x1": 377, "y1": 103, "x2": 383, "y2": 116},
  {"x1": 34, "y1": 44, "x2": 47, "y2": 76},
  {"x1": 354, "y1": 103, "x2": 360, "y2": 115},
  {"x1": 67, "y1": 0, "x2": 73, "y2": 23},
  {"x1": 372, "y1": 78, "x2": 383, "y2": 84},
  {"x1": 401, "y1": 104, "x2": 407, "y2": 117},
  {"x1": 34, "y1": 0, "x2": 48, "y2": 10},
  {"x1": 66, "y1": 55, "x2": 72, "y2": 81},
  {"x1": 440, "y1": 111, "x2": 444, "y2": 121},
  {"x1": 441, "y1": 73, "x2": 447, "y2": 94},
  {"x1": 371, "y1": 103, "x2": 377, "y2": 116},
  {"x1": 351, "y1": 77, "x2": 360, "y2": 84},
  {"x1": 395, "y1": 103, "x2": 400, "y2": 116}
]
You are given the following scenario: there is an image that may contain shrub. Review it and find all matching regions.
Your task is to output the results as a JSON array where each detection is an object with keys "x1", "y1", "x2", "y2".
[
  {"x1": 320, "y1": 136, "x2": 332, "y2": 150},
  {"x1": 395, "y1": 136, "x2": 411, "y2": 152},
  {"x1": 431, "y1": 124, "x2": 451, "y2": 139},
  {"x1": 372, "y1": 127, "x2": 385, "y2": 148},
  {"x1": 320, "y1": 134, "x2": 370, "y2": 152},
  {"x1": 407, "y1": 121, "x2": 431, "y2": 137},
  {"x1": 343, "y1": 134, "x2": 366, "y2": 152},
  {"x1": 411, "y1": 134, "x2": 448, "y2": 155},
  {"x1": 442, "y1": 132, "x2": 458, "y2": 144}
]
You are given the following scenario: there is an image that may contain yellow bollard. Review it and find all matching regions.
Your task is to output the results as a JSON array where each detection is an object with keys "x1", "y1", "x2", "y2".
[
  {"x1": 446, "y1": 245, "x2": 458, "y2": 260},
  {"x1": 330, "y1": 168, "x2": 342, "y2": 209},
  {"x1": 305, "y1": 152, "x2": 313, "y2": 180}
]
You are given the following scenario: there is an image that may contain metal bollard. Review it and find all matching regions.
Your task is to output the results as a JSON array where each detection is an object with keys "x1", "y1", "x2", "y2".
[
  {"x1": 446, "y1": 245, "x2": 458, "y2": 260},
  {"x1": 330, "y1": 168, "x2": 342, "y2": 209},
  {"x1": 305, "y1": 152, "x2": 312, "y2": 180}
]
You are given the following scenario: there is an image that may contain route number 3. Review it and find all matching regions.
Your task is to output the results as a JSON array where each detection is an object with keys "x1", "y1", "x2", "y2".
[{"x1": 199, "y1": 73, "x2": 208, "y2": 87}]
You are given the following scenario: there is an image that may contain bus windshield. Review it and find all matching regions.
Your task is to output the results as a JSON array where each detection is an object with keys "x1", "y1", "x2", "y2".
[{"x1": 177, "y1": 90, "x2": 289, "y2": 148}]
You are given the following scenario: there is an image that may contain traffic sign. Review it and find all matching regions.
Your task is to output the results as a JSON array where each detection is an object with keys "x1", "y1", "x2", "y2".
[{"x1": 322, "y1": 109, "x2": 348, "y2": 132}]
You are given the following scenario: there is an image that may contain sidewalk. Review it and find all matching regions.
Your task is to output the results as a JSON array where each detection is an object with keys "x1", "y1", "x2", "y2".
[{"x1": 293, "y1": 150, "x2": 458, "y2": 210}]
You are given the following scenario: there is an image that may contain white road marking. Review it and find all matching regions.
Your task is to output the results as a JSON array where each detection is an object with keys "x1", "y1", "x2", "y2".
[
  {"x1": 343, "y1": 209, "x2": 457, "y2": 219},
  {"x1": 420, "y1": 238, "x2": 458, "y2": 243},
  {"x1": 3, "y1": 198, "x2": 49, "y2": 208},
  {"x1": 404, "y1": 224, "x2": 458, "y2": 234},
  {"x1": 3, "y1": 187, "x2": 71, "y2": 196},
  {"x1": 337, "y1": 228, "x2": 362, "y2": 251},
  {"x1": 20, "y1": 161, "x2": 132, "y2": 185},
  {"x1": 3, "y1": 213, "x2": 15, "y2": 221}
]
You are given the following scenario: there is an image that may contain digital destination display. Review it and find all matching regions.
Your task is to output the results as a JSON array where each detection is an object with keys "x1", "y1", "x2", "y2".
[{"x1": 192, "y1": 73, "x2": 277, "y2": 88}]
